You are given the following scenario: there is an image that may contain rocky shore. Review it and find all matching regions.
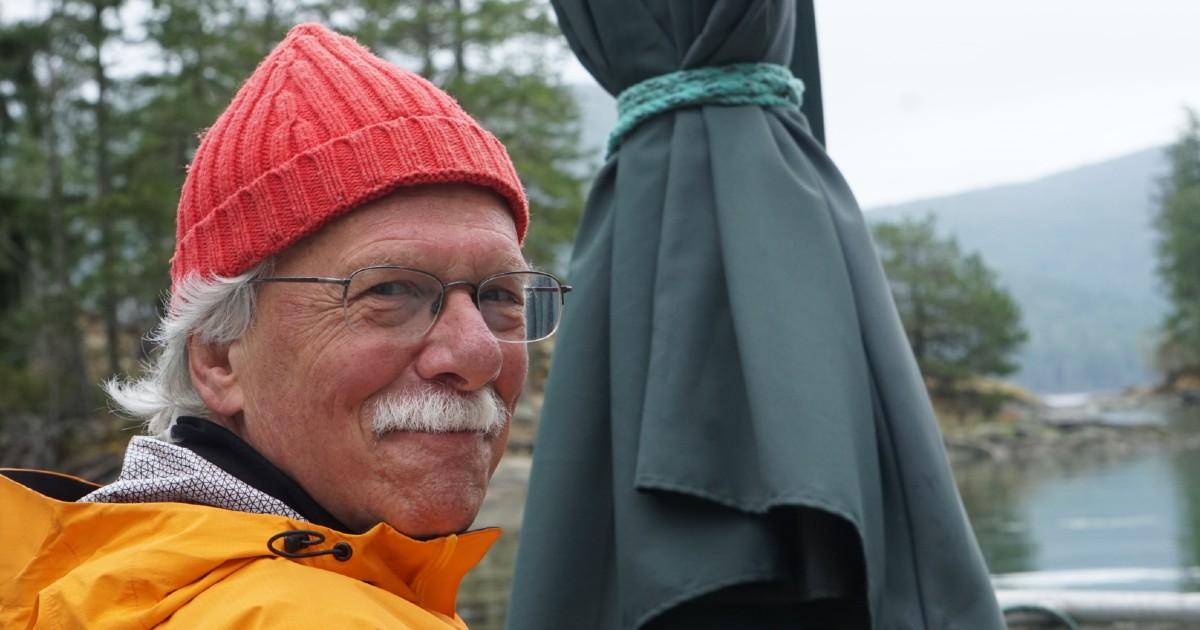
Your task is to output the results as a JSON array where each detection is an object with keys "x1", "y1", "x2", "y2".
[{"x1": 943, "y1": 389, "x2": 1200, "y2": 467}]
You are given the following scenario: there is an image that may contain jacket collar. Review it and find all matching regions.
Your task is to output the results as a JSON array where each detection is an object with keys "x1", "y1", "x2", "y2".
[
  {"x1": 170, "y1": 416, "x2": 351, "y2": 531},
  {"x1": 1, "y1": 474, "x2": 500, "y2": 619}
]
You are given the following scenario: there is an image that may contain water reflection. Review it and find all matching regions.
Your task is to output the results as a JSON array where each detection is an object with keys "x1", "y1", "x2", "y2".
[
  {"x1": 456, "y1": 404, "x2": 1200, "y2": 629},
  {"x1": 959, "y1": 403, "x2": 1200, "y2": 592},
  {"x1": 1167, "y1": 405, "x2": 1200, "y2": 591},
  {"x1": 954, "y1": 460, "x2": 1038, "y2": 575}
]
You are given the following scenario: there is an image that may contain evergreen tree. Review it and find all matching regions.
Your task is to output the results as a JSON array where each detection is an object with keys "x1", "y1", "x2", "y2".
[
  {"x1": 1154, "y1": 109, "x2": 1200, "y2": 383},
  {"x1": 0, "y1": 7, "x2": 95, "y2": 467},
  {"x1": 872, "y1": 215, "x2": 1028, "y2": 403}
]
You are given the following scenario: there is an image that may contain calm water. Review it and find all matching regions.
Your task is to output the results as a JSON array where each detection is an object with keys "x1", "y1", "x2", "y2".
[
  {"x1": 959, "y1": 404, "x2": 1200, "y2": 592},
  {"x1": 458, "y1": 403, "x2": 1200, "y2": 628}
]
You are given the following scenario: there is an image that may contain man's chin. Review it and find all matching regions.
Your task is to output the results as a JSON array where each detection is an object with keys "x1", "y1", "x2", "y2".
[
  {"x1": 364, "y1": 434, "x2": 494, "y2": 533},
  {"x1": 385, "y1": 498, "x2": 486, "y2": 540}
]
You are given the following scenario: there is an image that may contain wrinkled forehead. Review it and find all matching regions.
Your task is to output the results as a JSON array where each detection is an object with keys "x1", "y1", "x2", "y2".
[{"x1": 274, "y1": 184, "x2": 526, "y2": 275}]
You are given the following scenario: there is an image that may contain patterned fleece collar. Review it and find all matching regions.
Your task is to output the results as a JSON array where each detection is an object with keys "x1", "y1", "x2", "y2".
[{"x1": 80, "y1": 434, "x2": 305, "y2": 521}]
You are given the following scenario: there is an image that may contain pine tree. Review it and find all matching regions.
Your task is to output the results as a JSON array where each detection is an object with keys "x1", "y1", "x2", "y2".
[
  {"x1": 872, "y1": 215, "x2": 1028, "y2": 407},
  {"x1": 0, "y1": 8, "x2": 94, "y2": 466},
  {"x1": 1154, "y1": 109, "x2": 1200, "y2": 384}
]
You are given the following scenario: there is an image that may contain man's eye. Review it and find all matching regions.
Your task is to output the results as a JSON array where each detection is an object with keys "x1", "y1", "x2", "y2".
[
  {"x1": 479, "y1": 287, "x2": 522, "y2": 305},
  {"x1": 366, "y1": 281, "x2": 422, "y2": 297}
]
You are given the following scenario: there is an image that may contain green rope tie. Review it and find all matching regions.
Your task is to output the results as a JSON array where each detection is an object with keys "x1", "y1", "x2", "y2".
[{"x1": 608, "y1": 62, "x2": 805, "y2": 158}]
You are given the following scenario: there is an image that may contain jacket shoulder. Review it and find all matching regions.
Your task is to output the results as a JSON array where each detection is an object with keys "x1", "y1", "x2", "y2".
[{"x1": 162, "y1": 556, "x2": 467, "y2": 629}]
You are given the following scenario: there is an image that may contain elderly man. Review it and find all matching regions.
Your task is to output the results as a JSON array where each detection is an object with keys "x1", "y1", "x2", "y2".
[{"x1": 0, "y1": 23, "x2": 565, "y2": 628}]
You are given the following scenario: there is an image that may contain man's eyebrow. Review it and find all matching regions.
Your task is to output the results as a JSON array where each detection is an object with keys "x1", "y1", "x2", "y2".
[
  {"x1": 353, "y1": 254, "x2": 418, "y2": 269},
  {"x1": 480, "y1": 257, "x2": 535, "y2": 275},
  {"x1": 346, "y1": 254, "x2": 532, "y2": 274}
]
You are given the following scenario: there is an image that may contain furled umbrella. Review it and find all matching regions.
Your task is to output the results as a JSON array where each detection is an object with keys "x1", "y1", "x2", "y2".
[{"x1": 507, "y1": 2, "x2": 1004, "y2": 628}]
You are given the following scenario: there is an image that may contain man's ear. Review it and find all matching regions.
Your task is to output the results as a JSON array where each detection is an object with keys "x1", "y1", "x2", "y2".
[{"x1": 188, "y1": 336, "x2": 245, "y2": 419}]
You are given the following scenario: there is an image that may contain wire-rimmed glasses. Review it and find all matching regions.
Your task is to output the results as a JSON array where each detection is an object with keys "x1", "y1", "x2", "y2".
[{"x1": 251, "y1": 266, "x2": 571, "y2": 343}]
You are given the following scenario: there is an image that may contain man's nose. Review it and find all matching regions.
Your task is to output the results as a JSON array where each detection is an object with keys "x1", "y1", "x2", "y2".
[{"x1": 413, "y1": 289, "x2": 503, "y2": 391}]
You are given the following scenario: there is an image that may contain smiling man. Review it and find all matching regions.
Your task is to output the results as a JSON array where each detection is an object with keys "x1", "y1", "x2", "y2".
[{"x1": 0, "y1": 23, "x2": 565, "y2": 628}]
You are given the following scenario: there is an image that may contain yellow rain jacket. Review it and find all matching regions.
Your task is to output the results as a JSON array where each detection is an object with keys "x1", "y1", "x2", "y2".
[{"x1": 0, "y1": 470, "x2": 499, "y2": 629}]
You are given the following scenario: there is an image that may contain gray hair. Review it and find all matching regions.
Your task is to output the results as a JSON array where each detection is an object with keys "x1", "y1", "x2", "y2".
[{"x1": 106, "y1": 260, "x2": 273, "y2": 435}]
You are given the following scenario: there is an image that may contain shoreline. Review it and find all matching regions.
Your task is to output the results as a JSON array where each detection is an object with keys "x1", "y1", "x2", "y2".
[{"x1": 942, "y1": 390, "x2": 1199, "y2": 467}]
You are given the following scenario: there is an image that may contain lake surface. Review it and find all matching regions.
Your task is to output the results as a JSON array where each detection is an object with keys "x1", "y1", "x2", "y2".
[
  {"x1": 458, "y1": 402, "x2": 1200, "y2": 628},
  {"x1": 959, "y1": 403, "x2": 1200, "y2": 593}
]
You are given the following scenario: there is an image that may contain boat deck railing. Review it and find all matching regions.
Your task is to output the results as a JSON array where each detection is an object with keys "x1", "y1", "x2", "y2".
[{"x1": 998, "y1": 589, "x2": 1200, "y2": 629}]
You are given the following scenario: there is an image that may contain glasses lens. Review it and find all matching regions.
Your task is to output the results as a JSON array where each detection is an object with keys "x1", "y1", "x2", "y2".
[
  {"x1": 479, "y1": 272, "x2": 563, "y2": 343},
  {"x1": 344, "y1": 267, "x2": 442, "y2": 337}
]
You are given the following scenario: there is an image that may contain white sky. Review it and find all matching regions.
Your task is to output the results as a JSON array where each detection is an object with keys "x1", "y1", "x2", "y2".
[
  {"x1": 815, "y1": 1, "x2": 1200, "y2": 207},
  {"x1": 563, "y1": 1, "x2": 1200, "y2": 207}
]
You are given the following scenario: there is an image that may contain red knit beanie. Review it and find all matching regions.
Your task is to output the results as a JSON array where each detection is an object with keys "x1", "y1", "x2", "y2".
[{"x1": 170, "y1": 23, "x2": 528, "y2": 285}]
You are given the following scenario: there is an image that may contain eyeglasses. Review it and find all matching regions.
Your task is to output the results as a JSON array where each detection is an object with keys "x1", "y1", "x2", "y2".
[{"x1": 251, "y1": 266, "x2": 571, "y2": 344}]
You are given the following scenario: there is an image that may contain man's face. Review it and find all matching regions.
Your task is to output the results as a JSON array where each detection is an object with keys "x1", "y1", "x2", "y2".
[{"x1": 224, "y1": 184, "x2": 527, "y2": 537}]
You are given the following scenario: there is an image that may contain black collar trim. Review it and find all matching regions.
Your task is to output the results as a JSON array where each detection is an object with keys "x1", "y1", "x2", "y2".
[{"x1": 171, "y1": 416, "x2": 353, "y2": 532}]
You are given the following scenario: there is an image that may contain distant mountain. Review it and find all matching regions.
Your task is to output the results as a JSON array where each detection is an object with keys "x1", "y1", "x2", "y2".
[
  {"x1": 567, "y1": 83, "x2": 1168, "y2": 393},
  {"x1": 867, "y1": 148, "x2": 1170, "y2": 394}
]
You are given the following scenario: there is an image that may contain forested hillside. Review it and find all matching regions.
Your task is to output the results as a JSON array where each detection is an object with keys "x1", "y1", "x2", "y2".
[{"x1": 867, "y1": 148, "x2": 1168, "y2": 393}]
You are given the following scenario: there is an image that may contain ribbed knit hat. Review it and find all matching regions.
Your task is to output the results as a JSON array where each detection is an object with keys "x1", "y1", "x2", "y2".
[{"x1": 171, "y1": 23, "x2": 528, "y2": 284}]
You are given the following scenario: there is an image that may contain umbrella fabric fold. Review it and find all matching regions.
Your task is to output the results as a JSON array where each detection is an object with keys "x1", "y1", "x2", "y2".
[{"x1": 507, "y1": 2, "x2": 1004, "y2": 628}]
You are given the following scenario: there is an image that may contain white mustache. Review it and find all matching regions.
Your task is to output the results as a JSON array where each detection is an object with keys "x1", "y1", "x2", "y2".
[{"x1": 369, "y1": 386, "x2": 507, "y2": 438}]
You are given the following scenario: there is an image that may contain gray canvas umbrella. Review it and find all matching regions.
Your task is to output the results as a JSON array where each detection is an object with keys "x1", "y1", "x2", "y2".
[{"x1": 507, "y1": 2, "x2": 1004, "y2": 628}]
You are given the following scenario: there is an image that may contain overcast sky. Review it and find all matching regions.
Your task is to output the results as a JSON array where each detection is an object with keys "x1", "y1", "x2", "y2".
[
  {"x1": 9, "y1": 1, "x2": 1199, "y2": 209},
  {"x1": 811, "y1": 1, "x2": 1200, "y2": 207}
]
